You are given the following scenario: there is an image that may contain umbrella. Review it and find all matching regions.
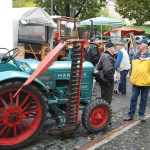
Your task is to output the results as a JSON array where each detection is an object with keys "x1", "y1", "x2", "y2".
[
  {"x1": 80, "y1": 17, "x2": 124, "y2": 40},
  {"x1": 80, "y1": 17, "x2": 123, "y2": 26},
  {"x1": 103, "y1": 27, "x2": 145, "y2": 36}
]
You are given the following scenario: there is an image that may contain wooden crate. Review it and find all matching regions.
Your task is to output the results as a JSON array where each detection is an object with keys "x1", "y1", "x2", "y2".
[{"x1": 16, "y1": 46, "x2": 25, "y2": 59}]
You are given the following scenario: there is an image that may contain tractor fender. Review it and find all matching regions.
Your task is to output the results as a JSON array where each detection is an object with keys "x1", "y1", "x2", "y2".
[{"x1": 0, "y1": 71, "x2": 49, "y2": 92}]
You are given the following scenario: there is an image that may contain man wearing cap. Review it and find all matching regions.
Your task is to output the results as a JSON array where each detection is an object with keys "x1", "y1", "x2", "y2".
[
  {"x1": 124, "y1": 39, "x2": 150, "y2": 122},
  {"x1": 94, "y1": 42, "x2": 116, "y2": 105},
  {"x1": 115, "y1": 42, "x2": 130, "y2": 95},
  {"x1": 84, "y1": 37, "x2": 100, "y2": 96}
]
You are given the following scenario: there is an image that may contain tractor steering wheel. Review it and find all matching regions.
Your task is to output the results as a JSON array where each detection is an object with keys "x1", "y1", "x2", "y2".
[{"x1": 0, "y1": 48, "x2": 19, "y2": 64}]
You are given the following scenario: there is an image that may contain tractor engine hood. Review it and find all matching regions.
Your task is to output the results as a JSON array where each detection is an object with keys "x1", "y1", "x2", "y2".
[{"x1": 20, "y1": 59, "x2": 94, "y2": 77}]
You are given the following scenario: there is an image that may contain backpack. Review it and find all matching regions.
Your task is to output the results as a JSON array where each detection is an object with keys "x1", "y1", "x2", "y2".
[
  {"x1": 84, "y1": 44, "x2": 100, "y2": 66},
  {"x1": 84, "y1": 45, "x2": 92, "y2": 62}
]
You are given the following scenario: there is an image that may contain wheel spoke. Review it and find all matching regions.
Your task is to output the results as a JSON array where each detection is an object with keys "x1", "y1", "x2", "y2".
[
  {"x1": 20, "y1": 95, "x2": 30, "y2": 108},
  {"x1": 13, "y1": 126, "x2": 17, "y2": 137},
  {"x1": 15, "y1": 94, "x2": 20, "y2": 107},
  {"x1": 0, "y1": 118, "x2": 4, "y2": 122},
  {"x1": 22, "y1": 100, "x2": 33, "y2": 112},
  {"x1": 17, "y1": 124, "x2": 24, "y2": 133},
  {"x1": 23, "y1": 109, "x2": 38, "y2": 115},
  {"x1": 0, "y1": 125, "x2": 7, "y2": 136},
  {"x1": 0, "y1": 123, "x2": 5, "y2": 126},
  {"x1": 0, "y1": 114, "x2": 5, "y2": 117},
  {"x1": 23, "y1": 115, "x2": 35, "y2": 119},
  {"x1": 9, "y1": 91, "x2": 14, "y2": 106},
  {"x1": 0, "y1": 108, "x2": 5, "y2": 113},
  {"x1": 0, "y1": 97, "x2": 9, "y2": 109},
  {"x1": 3, "y1": 126, "x2": 12, "y2": 138},
  {"x1": 21, "y1": 120, "x2": 31, "y2": 128}
]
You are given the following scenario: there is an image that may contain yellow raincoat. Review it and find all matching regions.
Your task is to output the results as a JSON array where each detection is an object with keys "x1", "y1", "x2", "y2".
[{"x1": 130, "y1": 59, "x2": 150, "y2": 86}]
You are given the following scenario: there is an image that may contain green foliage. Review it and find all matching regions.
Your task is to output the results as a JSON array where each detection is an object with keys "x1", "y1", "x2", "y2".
[
  {"x1": 13, "y1": 0, "x2": 36, "y2": 8},
  {"x1": 35, "y1": 0, "x2": 107, "y2": 20},
  {"x1": 115, "y1": 0, "x2": 150, "y2": 25},
  {"x1": 79, "y1": 0, "x2": 107, "y2": 20}
]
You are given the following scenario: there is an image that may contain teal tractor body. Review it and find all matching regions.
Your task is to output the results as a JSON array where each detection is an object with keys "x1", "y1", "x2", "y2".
[
  {"x1": 0, "y1": 59, "x2": 93, "y2": 104},
  {"x1": 0, "y1": 44, "x2": 111, "y2": 150}
]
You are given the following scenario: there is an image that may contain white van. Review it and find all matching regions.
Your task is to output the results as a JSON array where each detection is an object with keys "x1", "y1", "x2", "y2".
[{"x1": 135, "y1": 36, "x2": 150, "y2": 42}]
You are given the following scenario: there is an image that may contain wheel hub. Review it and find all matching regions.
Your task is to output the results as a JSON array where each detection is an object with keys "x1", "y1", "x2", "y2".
[
  {"x1": 5, "y1": 107, "x2": 23, "y2": 126},
  {"x1": 90, "y1": 107, "x2": 108, "y2": 127},
  {"x1": 8, "y1": 112, "x2": 19, "y2": 123}
]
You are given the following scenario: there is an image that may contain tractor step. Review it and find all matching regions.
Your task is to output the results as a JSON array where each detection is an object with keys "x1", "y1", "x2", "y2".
[{"x1": 49, "y1": 124, "x2": 80, "y2": 135}]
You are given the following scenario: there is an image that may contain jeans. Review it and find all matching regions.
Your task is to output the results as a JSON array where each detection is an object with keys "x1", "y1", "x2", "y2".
[
  {"x1": 118, "y1": 70, "x2": 129, "y2": 94},
  {"x1": 128, "y1": 85, "x2": 150, "y2": 117}
]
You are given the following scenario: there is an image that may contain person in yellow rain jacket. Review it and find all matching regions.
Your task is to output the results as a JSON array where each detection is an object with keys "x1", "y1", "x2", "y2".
[{"x1": 124, "y1": 39, "x2": 150, "y2": 122}]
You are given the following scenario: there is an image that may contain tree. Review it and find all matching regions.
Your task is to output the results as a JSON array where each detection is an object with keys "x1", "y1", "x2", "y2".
[
  {"x1": 115, "y1": 0, "x2": 150, "y2": 25},
  {"x1": 13, "y1": 0, "x2": 36, "y2": 8},
  {"x1": 35, "y1": 0, "x2": 107, "y2": 20}
]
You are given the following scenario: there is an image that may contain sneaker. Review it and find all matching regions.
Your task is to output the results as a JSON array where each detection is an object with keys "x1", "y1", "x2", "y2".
[
  {"x1": 118, "y1": 92, "x2": 126, "y2": 95},
  {"x1": 139, "y1": 116, "x2": 146, "y2": 122},
  {"x1": 123, "y1": 116, "x2": 134, "y2": 121},
  {"x1": 114, "y1": 89, "x2": 119, "y2": 94}
]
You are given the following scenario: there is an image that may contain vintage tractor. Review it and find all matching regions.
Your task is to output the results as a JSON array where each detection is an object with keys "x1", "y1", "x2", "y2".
[{"x1": 0, "y1": 40, "x2": 111, "y2": 150}]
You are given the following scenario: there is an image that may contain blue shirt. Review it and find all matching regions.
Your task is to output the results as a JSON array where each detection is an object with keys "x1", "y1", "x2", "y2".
[{"x1": 115, "y1": 50, "x2": 123, "y2": 69}]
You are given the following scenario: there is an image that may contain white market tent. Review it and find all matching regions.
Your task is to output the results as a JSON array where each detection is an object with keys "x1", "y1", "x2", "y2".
[{"x1": 12, "y1": 7, "x2": 57, "y2": 48}]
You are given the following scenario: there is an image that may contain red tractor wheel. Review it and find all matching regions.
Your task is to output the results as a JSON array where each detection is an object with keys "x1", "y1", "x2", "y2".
[
  {"x1": 82, "y1": 99, "x2": 111, "y2": 133},
  {"x1": 0, "y1": 80, "x2": 47, "y2": 150}
]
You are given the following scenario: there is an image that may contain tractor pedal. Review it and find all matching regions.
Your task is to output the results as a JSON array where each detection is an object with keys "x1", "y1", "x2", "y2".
[
  {"x1": 62, "y1": 124, "x2": 80, "y2": 134},
  {"x1": 49, "y1": 126, "x2": 63, "y2": 135}
]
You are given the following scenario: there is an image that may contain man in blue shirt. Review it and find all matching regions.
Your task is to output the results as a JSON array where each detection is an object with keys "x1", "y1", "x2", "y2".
[{"x1": 115, "y1": 42, "x2": 130, "y2": 94}]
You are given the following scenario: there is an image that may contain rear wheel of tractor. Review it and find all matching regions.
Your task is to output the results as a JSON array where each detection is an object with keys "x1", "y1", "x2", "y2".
[
  {"x1": 82, "y1": 99, "x2": 111, "y2": 133},
  {"x1": 0, "y1": 80, "x2": 47, "y2": 150}
]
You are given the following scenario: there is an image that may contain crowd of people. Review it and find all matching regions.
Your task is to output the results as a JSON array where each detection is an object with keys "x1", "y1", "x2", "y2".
[{"x1": 85, "y1": 37, "x2": 150, "y2": 123}]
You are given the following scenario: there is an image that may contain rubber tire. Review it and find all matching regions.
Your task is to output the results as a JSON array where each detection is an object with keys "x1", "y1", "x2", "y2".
[
  {"x1": 0, "y1": 80, "x2": 48, "y2": 150},
  {"x1": 82, "y1": 99, "x2": 112, "y2": 133}
]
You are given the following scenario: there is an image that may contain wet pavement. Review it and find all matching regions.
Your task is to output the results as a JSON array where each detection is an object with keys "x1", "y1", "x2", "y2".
[
  {"x1": 20, "y1": 79, "x2": 150, "y2": 150},
  {"x1": 95, "y1": 117, "x2": 150, "y2": 150}
]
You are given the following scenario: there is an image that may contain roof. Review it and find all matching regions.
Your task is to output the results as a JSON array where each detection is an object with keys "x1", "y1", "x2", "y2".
[
  {"x1": 13, "y1": 7, "x2": 56, "y2": 28},
  {"x1": 125, "y1": 25, "x2": 150, "y2": 34},
  {"x1": 103, "y1": 27, "x2": 145, "y2": 36}
]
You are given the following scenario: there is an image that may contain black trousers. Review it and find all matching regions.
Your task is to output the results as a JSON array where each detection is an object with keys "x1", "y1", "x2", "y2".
[{"x1": 100, "y1": 82, "x2": 114, "y2": 105}]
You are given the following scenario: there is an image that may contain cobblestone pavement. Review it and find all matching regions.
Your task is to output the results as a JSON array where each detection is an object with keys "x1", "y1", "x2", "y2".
[
  {"x1": 95, "y1": 118, "x2": 150, "y2": 150},
  {"x1": 20, "y1": 79, "x2": 150, "y2": 150}
]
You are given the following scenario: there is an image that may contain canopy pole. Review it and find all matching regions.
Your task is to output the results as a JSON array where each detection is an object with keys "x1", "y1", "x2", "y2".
[
  {"x1": 101, "y1": 24, "x2": 102, "y2": 41},
  {"x1": 51, "y1": 0, "x2": 53, "y2": 15},
  {"x1": 90, "y1": 20, "x2": 93, "y2": 38}
]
